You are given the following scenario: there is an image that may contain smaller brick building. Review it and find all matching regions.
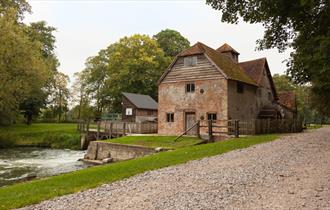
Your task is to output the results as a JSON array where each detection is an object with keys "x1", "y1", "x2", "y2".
[{"x1": 122, "y1": 92, "x2": 158, "y2": 122}]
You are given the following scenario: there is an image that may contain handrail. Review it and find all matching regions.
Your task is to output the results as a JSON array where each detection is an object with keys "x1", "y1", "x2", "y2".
[{"x1": 174, "y1": 120, "x2": 200, "y2": 142}]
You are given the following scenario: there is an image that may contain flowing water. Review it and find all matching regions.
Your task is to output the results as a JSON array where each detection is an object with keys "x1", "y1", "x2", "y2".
[{"x1": 0, "y1": 147, "x2": 88, "y2": 187}]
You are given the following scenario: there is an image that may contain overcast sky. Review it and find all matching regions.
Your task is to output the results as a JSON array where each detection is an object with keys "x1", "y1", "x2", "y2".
[{"x1": 25, "y1": 0, "x2": 292, "y2": 80}]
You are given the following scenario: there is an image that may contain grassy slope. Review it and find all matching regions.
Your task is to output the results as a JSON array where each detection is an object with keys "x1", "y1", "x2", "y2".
[
  {"x1": 0, "y1": 123, "x2": 80, "y2": 149},
  {"x1": 0, "y1": 134, "x2": 279, "y2": 210},
  {"x1": 104, "y1": 135, "x2": 204, "y2": 149}
]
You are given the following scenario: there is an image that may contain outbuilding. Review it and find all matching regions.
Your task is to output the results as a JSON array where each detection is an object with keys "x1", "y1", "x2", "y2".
[{"x1": 122, "y1": 92, "x2": 158, "y2": 122}]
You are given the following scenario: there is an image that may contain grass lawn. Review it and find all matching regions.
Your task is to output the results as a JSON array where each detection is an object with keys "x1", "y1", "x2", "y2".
[
  {"x1": 0, "y1": 134, "x2": 279, "y2": 210},
  {"x1": 0, "y1": 123, "x2": 80, "y2": 149},
  {"x1": 103, "y1": 135, "x2": 204, "y2": 149},
  {"x1": 306, "y1": 124, "x2": 322, "y2": 129}
]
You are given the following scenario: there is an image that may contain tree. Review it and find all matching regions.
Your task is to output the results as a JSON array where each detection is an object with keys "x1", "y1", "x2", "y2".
[
  {"x1": 105, "y1": 34, "x2": 171, "y2": 112},
  {"x1": 0, "y1": 10, "x2": 49, "y2": 125},
  {"x1": 154, "y1": 29, "x2": 190, "y2": 57},
  {"x1": 48, "y1": 72, "x2": 70, "y2": 123},
  {"x1": 19, "y1": 21, "x2": 59, "y2": 124},
  {"x1": 0, "y1": 0, "x2": 31, "y2": 20},
  {"x1": 206, "y1": 0, "x2": 330, "y2": 116}
]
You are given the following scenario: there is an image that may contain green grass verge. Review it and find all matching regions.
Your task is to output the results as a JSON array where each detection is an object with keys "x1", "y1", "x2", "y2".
[
  {"x1": 0, "y1": 123, "x2": 80, "y2": 150},
  {"x1": 0, "y1": 134, "x2": 279, "y2": 210},
  {"x1": 103, "y1": 135, "x2": 204, "y2": 149},
  {"x1": 306, "y1": 124, "x2": 322, "y2": 129}
]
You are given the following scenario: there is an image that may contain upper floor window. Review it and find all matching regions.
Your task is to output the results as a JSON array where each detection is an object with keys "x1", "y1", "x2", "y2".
[
  {"x1": 184, "y1": 56, "x2": 197, "y2": 67},
  {"x1": 237, "y1": 82, "x2": 244, "y2": 93},
  {"x1": 126, "y1": 108, "x2": 133, "y2": 116},
  {"x1": 207, "y1": 113, "x2": 217, "y2": 121},
  {"x1": 166, "y1": 113, "x2": 174, "y2": 122},
  {"x1": 186, "y1": 83, "x2": 195, "y2": 93}
]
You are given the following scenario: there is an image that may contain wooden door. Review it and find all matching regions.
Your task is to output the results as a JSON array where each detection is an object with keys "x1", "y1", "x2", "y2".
[{"x1": 185, "y1": 112, "x2": 197, "y2": 136}]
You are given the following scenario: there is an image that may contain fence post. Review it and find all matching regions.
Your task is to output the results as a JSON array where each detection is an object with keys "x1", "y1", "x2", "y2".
[
  {"x1": 208, "y1": 120, "x2": 213, "y2": 142},
  {"x1": 235, "y1": 120, "x2": 239, "y2": 138},
  {"x1": 196, "y1": 121, "x2": 200, "y2": 139},
  {"x1": 108, "y1": 122, "x2": 113, "y2": 139},
  {"x1": 96, "y1": 121, "x2": 100, "y2": 140},
  {"x1": 123, "y1": 122, "x2": 126, "y2": 136}
]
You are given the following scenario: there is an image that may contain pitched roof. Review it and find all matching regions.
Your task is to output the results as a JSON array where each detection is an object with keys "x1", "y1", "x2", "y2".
[
  {"x1": 122, "y1": 92, "x2": 158, "y2": 110},
  {"x1": 278, "y1": 91, "x2": 296, "y2": 111},
  {"x1": 216, "y1": 43, "x2": 239, "y2": 55},
  {"x1": 160, "y1": 42, "x2": 257, "y2": 86},
  {"x1": 239, "y1": 58, "x2": 278, "y2": 99}
]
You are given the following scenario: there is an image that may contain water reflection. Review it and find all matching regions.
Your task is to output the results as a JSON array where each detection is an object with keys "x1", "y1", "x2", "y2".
[{"x1": 0, "y1": 147, "x2": 88, "y2": 187}]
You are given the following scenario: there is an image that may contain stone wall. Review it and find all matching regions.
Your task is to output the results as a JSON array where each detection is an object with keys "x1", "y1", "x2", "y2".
[
  {"x1": 84, "y1": 141, "x2": 156, "y2": 162},
  {"x1": 158, "y1": 78, "x2": 228, "y2": 135}
]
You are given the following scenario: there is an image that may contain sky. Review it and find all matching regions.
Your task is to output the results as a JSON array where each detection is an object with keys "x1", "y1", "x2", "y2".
[{"x1": 25, "y1": 0, "x2": 292, "y2": 80}]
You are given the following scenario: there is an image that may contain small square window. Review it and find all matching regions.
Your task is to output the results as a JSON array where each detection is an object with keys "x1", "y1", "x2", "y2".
[
  {"x1": 184, "y1": 56, "x2": 197, "y2": 67},
  {"x1": 186, "y1": 83, "x2": 195, "y2": 93},
  {"x1": 237, "y1": 82, "x2": 244, "y2": 93},
  {"x1": 166, "y1": 113, "x2": 174, "y2": 122},
  {"x1": 207, "y1": 113, "x2": 217, "y2": 121},
  {"x1": 126, "y1": 108, "x2": 133, "y2": 116}
]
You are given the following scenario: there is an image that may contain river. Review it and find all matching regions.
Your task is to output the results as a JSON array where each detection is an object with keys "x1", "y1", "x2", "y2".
[{"x1": 0, "y1": 147, "x2": 88, "y2": 187}]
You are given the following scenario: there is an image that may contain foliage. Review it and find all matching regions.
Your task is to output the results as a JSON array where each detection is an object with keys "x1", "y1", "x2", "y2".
[
  {"x1": 154, "y1": 29, "x2": 190, "y2": 57},
  {"x1": 0, "y1": 123, "x2": 80, "y2": 149},
  {"x1": 0, "y1": 134, "x2": 279, "y2": 209},
  {"x1": 0, "y1": 10, "x2": 50, "y2": 125},
  {"x1": 273, "y1": 74, "x2": 328, "y2": 122},
  {"x1": 77, "y1": 34, "x2": 171, "y2": 114},
  {"x1": 0, "y1": 0, "x2": 31, "y2": 20},
  {"x1": 0, "y1": 2, "x2": 63, "y2": 125},
  {"x1": 47, "y1": 72, "x2": 70, "y2": 123},
  {"x1": 206, "y1": 0, "x2": 330, "y2": 116},
  {"x1": 104, "y1": 135, "x2": 203, "y2": 149}
]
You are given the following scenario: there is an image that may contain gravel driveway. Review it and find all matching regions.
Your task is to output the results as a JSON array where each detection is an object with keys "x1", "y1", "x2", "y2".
[{"x1": 21, "y1": 127, "x2": 330, "y2": 210}]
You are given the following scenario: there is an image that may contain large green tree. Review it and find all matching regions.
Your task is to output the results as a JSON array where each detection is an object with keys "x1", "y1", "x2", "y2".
[
  {"x1": 19, "y1": 21, "x2": 59, "y2": 124},
  {"x1": 154, "y1": 29, "x2": 190, "y2": 57},
  {"x1": 79, "y1": 34, "x2": 171, "y2": 115},
  {"x1": 206, "y1": 0, "x2": 330, "y2": 116},
  {"x1": 105, "y1": 34, "x2": 170, "y2": 112},
  {"x1": 0, "y1": 10, "x2": 49, "y2": 125}
]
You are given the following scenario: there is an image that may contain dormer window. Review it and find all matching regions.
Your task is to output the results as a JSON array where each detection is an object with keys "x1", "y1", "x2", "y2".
[{"x1": 184, "y1": 56, "x2": 197, "y2": 67}]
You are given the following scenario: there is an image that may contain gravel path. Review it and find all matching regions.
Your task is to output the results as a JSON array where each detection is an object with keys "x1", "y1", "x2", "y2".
[{"x1": 21, "y1": 127, "x2": 330, "y2": 210}]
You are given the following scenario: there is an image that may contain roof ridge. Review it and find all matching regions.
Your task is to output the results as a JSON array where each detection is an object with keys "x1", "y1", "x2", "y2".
[{"x1": 239, "y1": 57, "x2": 266, "y2": 64}]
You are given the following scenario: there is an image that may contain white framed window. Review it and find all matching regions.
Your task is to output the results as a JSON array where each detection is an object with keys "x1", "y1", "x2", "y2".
[
  {"x1": 184, "y1": 56, "x2": 197, "y2": 67},
  {"x1": 126, "y1": 108, "x2": 133, "y2": 116}
]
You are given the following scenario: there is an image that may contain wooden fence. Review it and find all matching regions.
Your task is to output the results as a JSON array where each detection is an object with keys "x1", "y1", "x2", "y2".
[
  {"x1": 174, "y1": 118, "x2": 303, "y2": 142},
  {"x1": 238, "y1": 118, "x2": 303, "y2": 135},
  {"x1": 78, "y1": 120, "x2": 158, "y2": 135}
]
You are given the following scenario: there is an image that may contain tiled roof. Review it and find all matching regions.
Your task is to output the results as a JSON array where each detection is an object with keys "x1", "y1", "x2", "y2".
[
  {"x1": 278, "y1": 91, "x2": 296, "y2": 111},
  {"x1": 216, "y1": 43, "x2": 239, "y2": 55},
  {"x1": 176, "y1": 42, "x2": 257, "y2": 86},
  {"x1": 239, "y1": 58, "x2": 266, "y2": 84},
  {"x1": 239, "y1": 58, "x2": 278, "y2": 99},
  {"x1": 122, "y1": 92, "x2": 158, "y2": 110}
]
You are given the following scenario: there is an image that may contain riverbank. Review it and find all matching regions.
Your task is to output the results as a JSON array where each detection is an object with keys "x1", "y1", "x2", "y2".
[
  {"x1": 0, "y1": 134, "x2": 278, "y2": 210},
  {"x1": 0, "y1": 123, "x2": 80, "y2": 150}
]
